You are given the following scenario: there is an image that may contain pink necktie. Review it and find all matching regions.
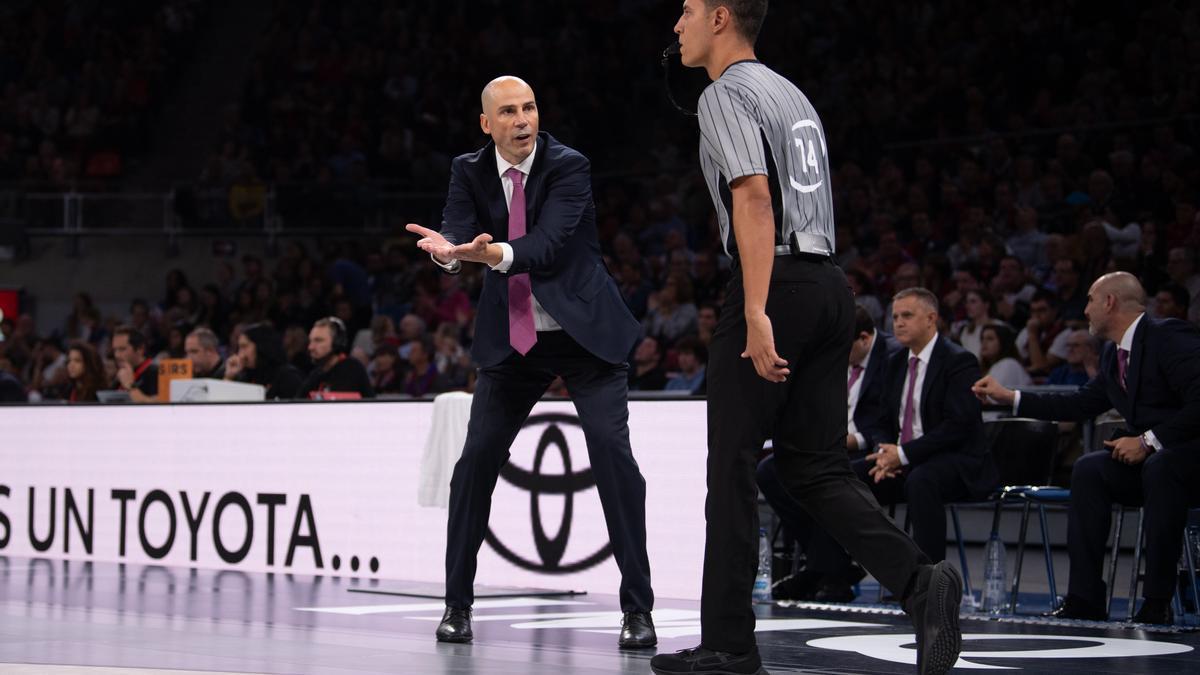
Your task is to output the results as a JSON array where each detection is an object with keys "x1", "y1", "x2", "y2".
[
  {"x1": 848, "y1": 364, "x2": 864, "y2": 391},
  {"x1": 900, "y1": 356, "x2": 919, "y2": 443},
  {"x1": 505, "y1": 168, "x2": 536, "y2": 356},
  {"x1": 1117, "y1": 348, "x2": 1129, "y2": 391}
]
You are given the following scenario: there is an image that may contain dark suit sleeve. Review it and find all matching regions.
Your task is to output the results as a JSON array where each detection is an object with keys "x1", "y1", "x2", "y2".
[
  {"x1": 859, "y1": 356, "x2": 899, "y2": 449},
  {"x1": 437, "y1": 156, "x2": 479, "y2": 272},
  {"x1": 902, "y1": 351, "x2": 983, "y2": 465},
  {"x1": 1149, "y1": 322, "x2": 1200, "y2": 449},
  {"x1": 858, "y1": 339, "x2": 903, "y2": 449},
  {"x1": 507, "y1": 151, "x2": 591, "y2": 274},
  {"x1": 1017, "y1": 370, "x2": 1113, "y2": 421}
]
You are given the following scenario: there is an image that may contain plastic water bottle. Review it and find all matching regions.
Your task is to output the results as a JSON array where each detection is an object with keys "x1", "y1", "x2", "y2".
[
  {"x1": 753, "y1": 528, "x2": 773, "y2": 603},
  {"x1": 982, "y1": 532, "x2": 1008, "y2": 614}
]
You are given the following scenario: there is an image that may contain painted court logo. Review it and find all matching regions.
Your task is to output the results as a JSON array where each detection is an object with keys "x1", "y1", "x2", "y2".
[
  {"x1": 485, "y1": 413, "x2": 612, "y2": 573},
  {"x1": 809, "y1": 633, "x2": 1193, "y2": 669}
]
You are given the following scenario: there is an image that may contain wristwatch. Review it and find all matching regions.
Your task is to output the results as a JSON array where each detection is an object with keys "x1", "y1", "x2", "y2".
[{"x1": 1140, "y1": 431, "x2": 1155, "y2": 454}]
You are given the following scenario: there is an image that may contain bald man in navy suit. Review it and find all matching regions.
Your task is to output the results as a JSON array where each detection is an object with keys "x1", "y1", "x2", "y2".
[
  {"x1": 976, "y1": 272, "x2": 1200, "y2": 625},
  {"x1": 407, "y1": 76, "x2": 655, "y2": 648}
]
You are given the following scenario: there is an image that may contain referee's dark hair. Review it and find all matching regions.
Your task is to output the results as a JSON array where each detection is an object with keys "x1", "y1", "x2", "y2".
[
  {"x1": 704, "y1": 0, "x2": 768, "y2": 45},
  {"x1": 854, "y1": 305, "x2": 875, "y2": 338}
]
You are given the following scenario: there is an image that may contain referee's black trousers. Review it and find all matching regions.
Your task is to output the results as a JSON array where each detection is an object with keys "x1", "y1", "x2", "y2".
[{"x1": 701, "y1": 255, "x2": 929, "y2": 654}]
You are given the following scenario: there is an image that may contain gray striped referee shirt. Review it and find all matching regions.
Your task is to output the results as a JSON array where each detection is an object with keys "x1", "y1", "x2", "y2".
[{"x1": 697, "y1": 60, "x2": 835, "y2": 258}]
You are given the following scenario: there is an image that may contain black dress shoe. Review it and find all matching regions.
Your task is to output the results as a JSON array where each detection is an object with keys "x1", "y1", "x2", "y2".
[
  {"x1": 650, "y1": 645, "x2": 768, "y2": 674},
  {"x1": 903, "y1": 561, "x2": 963, "y2": 675},
  {"x1": 1131, "y1": 598, "x2": 1174, "y2": 625},
  {"x1": 618, "y1": 611, "x2": 657, "y2": 648},
  {"x1": 435, "y1": 606, "x2": 473, "y2": 643},
  {"x1": 1043, "y1": 595, "x2": 1107, "y2": 621}
]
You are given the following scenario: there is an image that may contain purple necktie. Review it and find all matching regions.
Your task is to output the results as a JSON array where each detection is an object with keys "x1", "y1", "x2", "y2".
[
  {"x1": 848, "y1": 364, "x2": 865, "y2": 391},
  {"x1": 1117, "y1": 347, "x2": 1129, "y2": 391},
  {"x1": 900, "y1": 356, "x2": 919, "y2": 444},
  {"x1": 505, "y1": 168, "x2": 536, "y2": 356}
]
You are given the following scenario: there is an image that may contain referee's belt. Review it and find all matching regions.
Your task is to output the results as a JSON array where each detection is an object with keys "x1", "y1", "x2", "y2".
[
  {"x1": 775, "y1": 231, "x2": 833, "y2": 259},
  {"x1": 774, "y1": 244, "x2": 834, "y2": 261}
]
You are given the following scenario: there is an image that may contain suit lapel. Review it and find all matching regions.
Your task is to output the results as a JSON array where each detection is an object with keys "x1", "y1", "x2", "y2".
[
  {"x1": 1101, "y1": 343, "x2": 1129, "y2": 413},
  {"x1": 920, "y1": 338, "x2": 945, "y2": 420},
  {"x1": 863, "y1": 334, "x2": 888, "y2": 392},
  {"x1": 481, "y1": 150, "x2": 509, "y2": 241},
  {"x1": 522, "y1": 135, "x2": 549, "y2": 233},
  {"x1": 887, "y1": 352, "x2": 906, "y2": 436},
  {"x1": 1126, "y1": 317, "x2": 1148, "y2": 414}
]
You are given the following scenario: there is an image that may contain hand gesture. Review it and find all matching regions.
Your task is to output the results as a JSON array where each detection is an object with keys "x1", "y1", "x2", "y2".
[
  {"x1": 406, "y1": 223, "x2": 456, "y2": 262},
  {"x1": 224, "y1": 354, "x2": 243, "y2": 380},
  {"x1": 741, "y1": 311, "x2": 789, "y2": 383},
  {"x1": 1105, "y1": 436, "x2": 1148, "y2": 465},
  {"x1": 116, "y1": 362, "x2": 135, "y2": 389},
  {"x1": 972, "y1": 374, "x2": 1015, "y2": 405},
  {"x1": 866, "y1": 443, "x2": 903, "y2": 483},
  {"x1": 450, "y1": 233, "x2": 496, "y2": 264}
]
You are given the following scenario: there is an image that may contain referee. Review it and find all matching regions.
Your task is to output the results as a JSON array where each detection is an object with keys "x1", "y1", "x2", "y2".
[{"x1": 651, "y1": 3, "x2": 963, "y2": 675}]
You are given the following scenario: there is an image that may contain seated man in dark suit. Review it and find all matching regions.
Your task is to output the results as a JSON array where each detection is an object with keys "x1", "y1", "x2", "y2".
[
  {"x1": 974, "y1": 272, "x2": 1200, "y2": 624},
  {"x1": 755, "y1": 305, "x2": 901, "y2": 600}
]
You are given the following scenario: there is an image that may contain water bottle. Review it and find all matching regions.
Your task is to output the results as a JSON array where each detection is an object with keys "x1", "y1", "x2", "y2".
[
  {"x1": 981, "y1": 532, "x2": 1008, "y2": 614},
  {"x1": 753, "y1": 528, "x2": 773, "y2": 603}
]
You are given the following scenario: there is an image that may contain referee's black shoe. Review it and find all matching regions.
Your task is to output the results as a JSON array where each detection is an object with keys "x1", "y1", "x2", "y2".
[
  {"x1": 434, "y1": 607, "x2": 472, "y2": 643},
  {"x1": 903, "y1": 561, "x2": 963, "y2": 675},
  {"x1": 618, "y1": 611, "x2": 657, "y2": 648},
  {"x1": 650, "y1": 645, "x2": 768, "y2": 674}
]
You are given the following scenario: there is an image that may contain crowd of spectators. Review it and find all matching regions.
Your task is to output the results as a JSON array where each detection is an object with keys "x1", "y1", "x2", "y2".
[
  {"x1": 0, "y1": 0, "x2": 207, "y2": 189},
  {"x1": 1, "y1": 0, "x2": 1198, "y2": 402}
]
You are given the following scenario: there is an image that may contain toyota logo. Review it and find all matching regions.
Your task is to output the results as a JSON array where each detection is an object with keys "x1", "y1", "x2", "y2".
[{"x1": 484, "y1": 413, "x2": 613, "y2": 573}]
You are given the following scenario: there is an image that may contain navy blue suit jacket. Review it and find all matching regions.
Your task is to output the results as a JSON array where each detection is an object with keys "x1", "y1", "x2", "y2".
[
  {"x1": 438, "y1": 132, "x2": 640, "y2": 368},
  {"x1": 1019, "y1": 317, "x2": 1200, "y2": 453},
  {"x1": 855, "y1": 331, "x2": 903, "y2": 450},
  {"x1": 867, "y1": 335, "x2": 997, "y2": 497}
]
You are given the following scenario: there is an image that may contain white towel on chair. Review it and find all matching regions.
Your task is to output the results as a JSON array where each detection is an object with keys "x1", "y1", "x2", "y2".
[{"x1": 417, "y1": 391, "x2": 473, "y2": 507}]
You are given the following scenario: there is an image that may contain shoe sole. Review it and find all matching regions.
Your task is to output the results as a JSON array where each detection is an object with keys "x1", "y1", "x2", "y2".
[
  {"x1": 435, "y1": 634, "x2": 473, "y2": 644},
  {"x1": 922, "y1": 561, "x2": 963, "y2": 675}
]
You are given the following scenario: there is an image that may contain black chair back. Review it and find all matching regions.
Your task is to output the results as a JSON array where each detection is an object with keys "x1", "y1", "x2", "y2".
[{"x1": 983, "y1": 417, "x2": 1060, "y2": 487}]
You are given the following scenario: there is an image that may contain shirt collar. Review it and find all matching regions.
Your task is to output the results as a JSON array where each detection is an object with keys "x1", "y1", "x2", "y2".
[
  {"x1": 910, "y1": 332, "x2": 939, "y2": 364},
  {"x1": 495, "y1": 140, "x2": 538, "y2": 179},
  {"x1": 1118, "y1": 313, "x2": 1144, "y2": 352}
]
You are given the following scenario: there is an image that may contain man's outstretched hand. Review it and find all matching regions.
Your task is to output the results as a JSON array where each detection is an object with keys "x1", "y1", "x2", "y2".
[
  {"x1": 407, "y1": 224, "x2": 500, "y2": 267},
  {"x1": 406, "y1": 223, "x2": 455, "y2": 262},
  {"x1": 452, "y1": 233, "x2": 499, "y2": 265}
]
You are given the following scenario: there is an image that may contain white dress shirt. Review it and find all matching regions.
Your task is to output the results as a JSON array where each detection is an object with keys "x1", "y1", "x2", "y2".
[
  {"x1": 1011, "y1": 313, "x2": 1161, "y2": 450},
  {"x1": 847, "y1": 330, "x2": 876, "y2": 449},
  {"x1": 433, "y1": 141, "x2": 562, "y2": 331},
  {"x1": 896, "y1": 332, "x2": 939, "y2": 466}
]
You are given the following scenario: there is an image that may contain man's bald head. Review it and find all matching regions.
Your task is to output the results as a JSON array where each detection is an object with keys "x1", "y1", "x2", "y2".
[
  {"x1": 481, "y1": 76, "x2": 533, "y2": 114},
  {"x1": 1084, "y1": 271, "x2": 1148, "y2": 340},
  {"x1": 1090, "y1": 272, "x2": 1146, "y2": 311}
]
